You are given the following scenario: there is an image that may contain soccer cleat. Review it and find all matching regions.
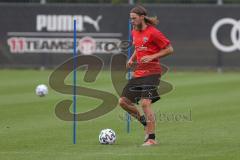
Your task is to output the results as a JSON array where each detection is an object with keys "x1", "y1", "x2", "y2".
[{"x1": 142, "y1": 139, "x2": 157, "y2": 146}]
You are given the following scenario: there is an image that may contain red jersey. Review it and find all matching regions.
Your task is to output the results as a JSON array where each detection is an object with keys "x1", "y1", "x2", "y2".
[{"x1": 132, "y1": 25, "x2": 170, "y2": 78}]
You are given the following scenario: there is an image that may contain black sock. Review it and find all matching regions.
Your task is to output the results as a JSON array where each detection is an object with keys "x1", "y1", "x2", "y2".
[
  {"x1": 140, "y1": 115, "x2": 147, "y2": 126},
  {"x1": 148, "y1": 134, "x2": 155, "y2": 140}
]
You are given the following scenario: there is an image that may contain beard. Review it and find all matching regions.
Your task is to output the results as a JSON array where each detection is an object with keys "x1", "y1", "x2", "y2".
[{"x1": 133, "y1": 23, "x2": 143, "y2": 31}]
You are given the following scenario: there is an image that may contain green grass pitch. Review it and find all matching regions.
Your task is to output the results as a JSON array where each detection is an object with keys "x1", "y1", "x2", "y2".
[{"x1": 0, "y1": 69, "x2": 240, "y2": 160}]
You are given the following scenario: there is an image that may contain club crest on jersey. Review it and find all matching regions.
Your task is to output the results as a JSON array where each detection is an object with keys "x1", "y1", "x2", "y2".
[{"x1": 143, "y1": 37, "x2": 149, "y2": 43}]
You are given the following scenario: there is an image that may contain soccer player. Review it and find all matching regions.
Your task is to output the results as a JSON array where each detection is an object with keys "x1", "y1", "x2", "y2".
[{"x1": 119, "y1": 5, "x2": 174, "y2": 146}]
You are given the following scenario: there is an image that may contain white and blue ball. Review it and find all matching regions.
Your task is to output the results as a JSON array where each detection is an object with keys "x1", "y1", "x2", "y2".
[
  {"x1": 35, "y1": 84, "x2": 48, "y2": 97},
  {"x1": 99, "y1": 128, "x2": 116, "y2": 144}
]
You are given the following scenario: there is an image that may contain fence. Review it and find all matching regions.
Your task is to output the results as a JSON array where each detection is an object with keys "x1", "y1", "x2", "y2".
[{"x1": 0, "y1": 4, "x2": 240, "y2": 69}]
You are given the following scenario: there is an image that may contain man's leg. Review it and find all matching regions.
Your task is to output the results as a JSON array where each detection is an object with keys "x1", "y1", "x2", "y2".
[
  {"x1": 119, "y1": 97, "x2": 146, "y2": 126},
  {"x1": 141, "y1": 98, "x2": 157, "y2": 146}
]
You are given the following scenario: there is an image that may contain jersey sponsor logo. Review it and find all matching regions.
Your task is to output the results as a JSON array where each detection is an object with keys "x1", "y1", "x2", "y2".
[{"x1": 136, "y1": 46, "x2": 148, "y2": 51}]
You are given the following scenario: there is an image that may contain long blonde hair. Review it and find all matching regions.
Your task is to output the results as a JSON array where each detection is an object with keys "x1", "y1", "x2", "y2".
[{"x1": 130, "y1": 5, "x2": 159, "y2": 26}]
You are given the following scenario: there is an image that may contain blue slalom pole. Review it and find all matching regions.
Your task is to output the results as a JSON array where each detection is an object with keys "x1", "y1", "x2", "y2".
[
  {"x1": 127, "y1": 19, "x2": 132, "y2": 133},
  {"x1": 73, "y1": 19, "x2": 77, "y2": 144}
]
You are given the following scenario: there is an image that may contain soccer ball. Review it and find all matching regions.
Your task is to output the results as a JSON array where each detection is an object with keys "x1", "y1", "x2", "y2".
[
  {"x1": 99, "y1": 129, "x2": 116, "y2": 144},
  {"x1": 35, "y1": 84, "x2": 48, "y2": 97}
]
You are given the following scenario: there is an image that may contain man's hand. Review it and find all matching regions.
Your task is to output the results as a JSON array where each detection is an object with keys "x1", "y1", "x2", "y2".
[
  {"x1": 140, "y1": 45, "x2": 174, "y2": 63},
  {"x1": 140, "y1": 55, "x2": 155, "y2": 63},
  {"x1": 126, "y1": 59, "x2": 134, "y2": 69}
]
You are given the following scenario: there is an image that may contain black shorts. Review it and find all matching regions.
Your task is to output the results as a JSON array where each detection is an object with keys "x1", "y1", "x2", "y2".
[{"x1": 121, "y1": 74, "x2": 161, "y2": 104}]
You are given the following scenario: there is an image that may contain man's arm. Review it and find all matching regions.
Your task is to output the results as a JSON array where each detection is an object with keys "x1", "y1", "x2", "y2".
[
  {"x1": 126, "y1": 50, "x2": 137, "y2": 68},
  {"x1": 141, "y1": 45, "x2": 174, "y2": 63}
]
